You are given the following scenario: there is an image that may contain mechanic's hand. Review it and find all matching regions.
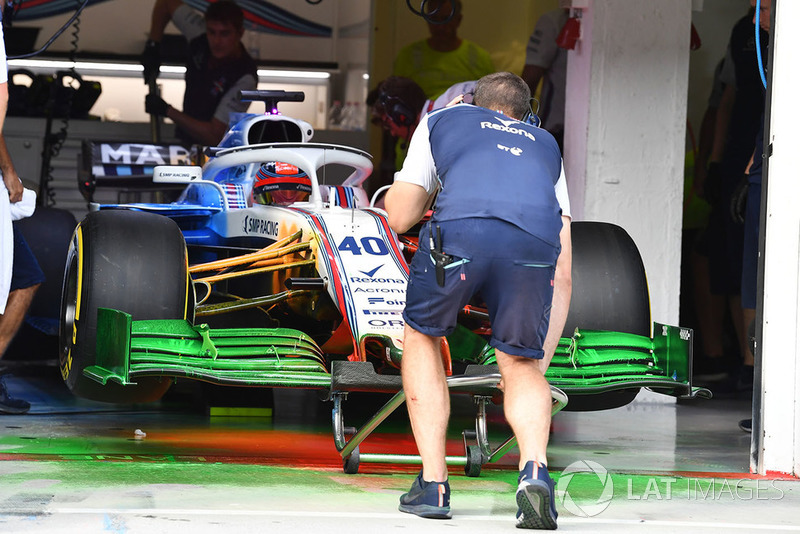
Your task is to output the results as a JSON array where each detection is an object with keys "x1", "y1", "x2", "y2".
[
  {"x1": 445, "y1": 94, "x2": 465, "y2": 107},
  {"x1": 730, "y1": 175, "x2": 748, "y2": 225},
  {"x1": 703, "y1": 161, "x2": 723, "y2": 205},
  {"x1": 3, "y1": 170, "x2": 23, "y2": 203},
  {"x1": 141, "y1": 39, "x2": 162, "y2": 83},
  {"x1": 145, "y1": 93, "x2": 171, "y2": 117}
]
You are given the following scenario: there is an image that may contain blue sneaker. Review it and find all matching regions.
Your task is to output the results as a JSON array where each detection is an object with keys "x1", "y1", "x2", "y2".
[
  {"x1": 398, "y1": 472, "x2": 451, "y2": 519},
  {"x1": 516, "y1": 461, "x2": 557, "y2": 529},
  {"x1": 0, "y1": 375, "x2": 30, "y2": 415}
]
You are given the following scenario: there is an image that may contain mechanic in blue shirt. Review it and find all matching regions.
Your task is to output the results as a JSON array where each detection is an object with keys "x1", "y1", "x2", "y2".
[
  {"x1": 385, "y1": 72, "x2": 572, "y2": 528},
  {"x1": 142, "y1": 0, "x2": 258, "y2": 146}
]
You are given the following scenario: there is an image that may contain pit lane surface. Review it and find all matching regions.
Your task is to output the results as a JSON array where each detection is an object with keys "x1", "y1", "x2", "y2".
[{"x1": 1, "y1": 373, "x2": 797, "y2": 533}]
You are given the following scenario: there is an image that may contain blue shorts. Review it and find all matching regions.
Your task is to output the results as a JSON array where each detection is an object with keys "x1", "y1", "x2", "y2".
[
  {"x1": 403, "y1": 218, "x2": 560, "y2": 359},
  {"x1": 10, "y1": 224, "x2": 45, "y2": 291},
  {"x1": 741, "y1": 183, "x2": 761, "y2": 310}
]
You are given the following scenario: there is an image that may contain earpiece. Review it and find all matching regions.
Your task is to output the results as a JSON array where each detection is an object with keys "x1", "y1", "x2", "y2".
[
  {"x1": 524, "y1": 98, "x2": 541, "y2": 127},
  {"x1": 524, "y1": 109, "x2": 541, "y2": 127}
]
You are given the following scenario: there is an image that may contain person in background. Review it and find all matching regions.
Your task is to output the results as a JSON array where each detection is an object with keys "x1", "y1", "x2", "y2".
[
  {"x1": 738, "y1": 0, "x2": 771, "y2": 433},
  {"x1": 522, "y1": 6, "x2": 569, "y2": 152},
  {"x1": 366, "y1": 76, "x2": 476, "y2": 196},
  {"x1": 369, "y1": 77, "x2": 476, "y2": 149},
  {"x1": 392, "y1": 0, "x2": 494, "y2": 100},
  {"x1": 0, "y1": 11, "x2": 44, "y2": 415},
  {"x1": 687, "y1": 56, "x2": 731, "y2": 385},
  {"x1": 384, "y1": 72, "x2": 571, "y2": 529},
  {"x1": 142, "y1": 0, "x2": 257, "y2": 146},
  {"x1": 702, "y1": 5, "x2": 767, "y2": 393}
]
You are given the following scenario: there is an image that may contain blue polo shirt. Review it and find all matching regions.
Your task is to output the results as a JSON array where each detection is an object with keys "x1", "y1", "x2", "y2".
[{"x1": 395, "y1": 104, "x2": 568, "y2": 247}]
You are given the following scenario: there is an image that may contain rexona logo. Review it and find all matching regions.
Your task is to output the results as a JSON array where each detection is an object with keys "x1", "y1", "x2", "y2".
[
  {"x1": 350, "y1": 263, "x2": 404, "y2": 284},
  {"x1": 480, "y1": 117, "x2": 536, "y2": 142},
  {"x1": 350, "y1": 276, "x2": 405, "y2": 284},
  {"x1": 360, "y1": 265, "x2": 383, "y2": 278}
]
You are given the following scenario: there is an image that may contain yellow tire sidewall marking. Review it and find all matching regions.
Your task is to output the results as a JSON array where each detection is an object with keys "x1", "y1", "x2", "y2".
[{"x1": 62, "y1": 225, "x2": 84, "y2": 381}]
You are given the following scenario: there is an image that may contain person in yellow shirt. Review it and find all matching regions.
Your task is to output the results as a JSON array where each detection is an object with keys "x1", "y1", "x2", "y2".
[{"x1": 393, "y1": 0, "x2": 494, "y2": 100}]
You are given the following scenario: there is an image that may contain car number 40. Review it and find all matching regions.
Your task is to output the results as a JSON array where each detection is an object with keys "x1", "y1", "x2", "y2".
[{"x1": 338, "y1": 236, "x2": 389, "y2": 256}]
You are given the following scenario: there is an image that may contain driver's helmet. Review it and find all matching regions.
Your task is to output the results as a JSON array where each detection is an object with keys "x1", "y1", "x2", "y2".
[{"x1": 253, "y1": 161, "x2": 312, "y2": 206}]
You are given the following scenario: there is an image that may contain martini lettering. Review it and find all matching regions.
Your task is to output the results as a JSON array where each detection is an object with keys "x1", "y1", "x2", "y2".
[{"x1": 97, "y1": 144, "x2": 191, "y2": 165}]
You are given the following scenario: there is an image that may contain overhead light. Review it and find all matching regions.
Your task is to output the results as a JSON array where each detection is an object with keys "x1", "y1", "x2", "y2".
[
  {"x1": 257, "y1": 69, "x2": 330, "y2": 79},
  {"x1": 9, "y1": 59, "x2": 143, "y2": 72},
  {"x1": 9, "y1": 59, "x2": 330, "y2": 80},
  {"x1": 160, "y1": 65, "x2": 187, "y2": 74}
]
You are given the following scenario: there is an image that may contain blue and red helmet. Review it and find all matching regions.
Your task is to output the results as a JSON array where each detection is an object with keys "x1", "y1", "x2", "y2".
[{"x1": 253, "y1": 162, "x2": 312, "y2": 206}]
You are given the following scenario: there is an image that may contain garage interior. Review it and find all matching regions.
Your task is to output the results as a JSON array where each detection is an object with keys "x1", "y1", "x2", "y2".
[{"x1": 3, "y1": 0, "x2": 800, "y2": 532}]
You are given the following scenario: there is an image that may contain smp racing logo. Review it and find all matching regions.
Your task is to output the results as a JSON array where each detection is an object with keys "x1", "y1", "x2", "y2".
[
  {"x1": 242, "y1": 215, "x2": 279, "y2": 237},
  {"x1": 480, "y1": 117, "x2": 536, "y2": 142}
]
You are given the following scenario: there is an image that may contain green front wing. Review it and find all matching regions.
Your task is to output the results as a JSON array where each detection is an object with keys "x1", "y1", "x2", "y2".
[
  {"x1": 86, "y1": 308, "x2": 709, "y2": 401},
  {"x1": 467, "y1": 324, "x2": 703, "y2": 398},
  {"x1": 86, "y1": 308, "x2": 331, "y2": 389}
]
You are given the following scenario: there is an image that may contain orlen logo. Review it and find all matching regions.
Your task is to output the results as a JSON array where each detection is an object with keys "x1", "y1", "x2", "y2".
[{"x1": 480, "y1": 117, "x2": 536, "y2": 142}]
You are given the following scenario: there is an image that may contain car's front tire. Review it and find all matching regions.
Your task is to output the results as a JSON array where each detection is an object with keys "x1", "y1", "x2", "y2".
[{"x1": 59, "y1": 210, "x2": 191, "y2": 403}]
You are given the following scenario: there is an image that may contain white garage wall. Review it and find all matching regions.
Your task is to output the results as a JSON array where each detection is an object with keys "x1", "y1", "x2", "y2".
[{"x1": 566, "y1": 0, "x2": 691, "y2": 327}]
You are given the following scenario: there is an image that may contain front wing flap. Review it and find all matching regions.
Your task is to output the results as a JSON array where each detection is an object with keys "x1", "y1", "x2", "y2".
[{"x1": 86, "y1": 309, "x2": 708, "y2": 400}]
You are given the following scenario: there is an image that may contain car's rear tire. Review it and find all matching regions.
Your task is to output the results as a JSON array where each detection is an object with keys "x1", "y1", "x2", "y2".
[
  {"x1": 562, "y1": 221, "x2": 651, "y2": 411},
  {"x1": 59, "y1": 210, "x2": 191, "y2": 403}
]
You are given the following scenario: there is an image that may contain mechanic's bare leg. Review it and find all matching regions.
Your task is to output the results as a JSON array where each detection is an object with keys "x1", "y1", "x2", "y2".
[
  {"x1": 0, "y1": 285, "x2": 38, "y2": 358},
  {"x1": 401, "y1": 324, "x2": 449, "y2": 482},
  {"x1": 495, "y1": 349, "x2": 551, "y2": 467}
]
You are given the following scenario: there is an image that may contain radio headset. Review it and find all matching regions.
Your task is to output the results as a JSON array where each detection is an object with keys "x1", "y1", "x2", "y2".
[
  {"x1": 524, "y1": 97, "x2": 541, "y2": 127},
  {"x1": 379, "y1": 92, "x2": 416, "y2": 127}
]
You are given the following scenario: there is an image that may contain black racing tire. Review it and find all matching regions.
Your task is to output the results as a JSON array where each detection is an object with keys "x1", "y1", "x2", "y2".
[
  {"x1": 59, "y1": 210, "x2": 191, "y2": 403},
  {"x1": 562, "y1": 222, "x2": 651, "y2": 411},
  {"x1": 14, "y1": 206, "x2": 77, "y2": 326},
  {"x1": 565, "y1": 221, "x2": 651, "y2": 336}
]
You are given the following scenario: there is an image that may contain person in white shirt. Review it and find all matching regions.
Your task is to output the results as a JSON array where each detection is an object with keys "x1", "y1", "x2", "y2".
[
  {"x1": 522, "y1": 8, "x2": 569, "y2": 151},
  {"x1": 0, "y1": 17, "x2": 43, "y2": 415}
]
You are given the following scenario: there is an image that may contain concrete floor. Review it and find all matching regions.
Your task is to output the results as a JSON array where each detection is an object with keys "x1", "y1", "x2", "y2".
[{"x1": 1, "y1": 369, "x2": 799, "y2": 533}]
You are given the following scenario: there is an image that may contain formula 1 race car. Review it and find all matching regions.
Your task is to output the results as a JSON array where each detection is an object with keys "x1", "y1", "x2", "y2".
[{"x1": 59, "y1": 91, "x2": 708, "y2": 475}]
